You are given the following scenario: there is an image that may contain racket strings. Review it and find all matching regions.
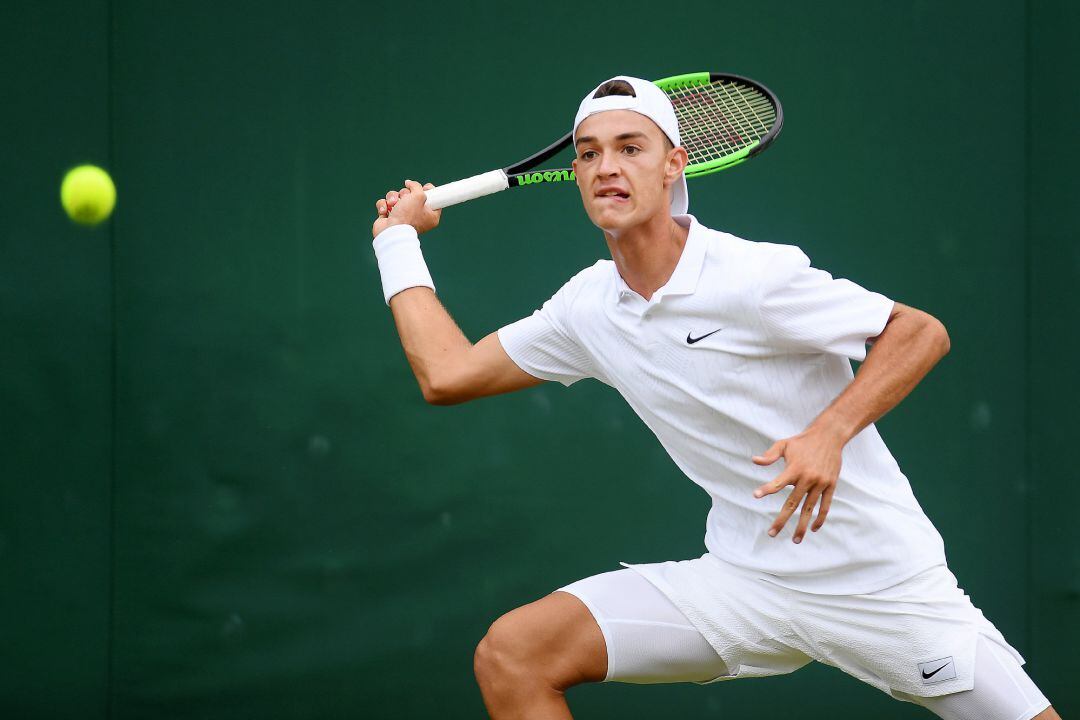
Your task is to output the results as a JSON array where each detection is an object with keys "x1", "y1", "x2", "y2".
[
  {"x1": 667, "y1": 81, "x2": 776, "y2": 168},
  {"x1": 675, "y1": 83, "x2": 773, "y2": 158},
  {"x1": 677, "y1": 87, "x2": 771, "y2": 162}
]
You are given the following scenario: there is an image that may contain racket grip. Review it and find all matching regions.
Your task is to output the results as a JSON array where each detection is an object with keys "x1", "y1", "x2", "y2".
[{"x1": 424, "y1": 169, "x2": 509, "y2": 210}]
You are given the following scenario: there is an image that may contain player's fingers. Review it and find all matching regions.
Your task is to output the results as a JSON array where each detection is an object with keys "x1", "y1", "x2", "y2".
[
  {"x1": 385, "y1": 190, "x2": 399, "y2": 207},
  {"x1": 408, "y1": 180, "x2": 440, "y2": 218},
  {"x1": 793, "y1": 487, "x2": 823, "y2": 544},
  {"x1": 754, "y1": 466, "x2": 794, "y2": 499},
  {"x1": 768, "y1": 483, "x2": 806, "y2": 537},
  {"x1": 752, "y1": 440, "x2": 785, "y2": 466},
  {"x1": 376, "y1": 199, "x2": 388, "y2": 216},
  {"x1": 811, "y1": 486, "x2": 835, "y2": 532}
]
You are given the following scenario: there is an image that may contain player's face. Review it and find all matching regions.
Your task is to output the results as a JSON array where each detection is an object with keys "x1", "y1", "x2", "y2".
[{"x1": 572, "y1": 111, "x2": 684, "y2": 232}]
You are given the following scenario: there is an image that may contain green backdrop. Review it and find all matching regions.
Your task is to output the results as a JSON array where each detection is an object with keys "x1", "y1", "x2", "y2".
[{"x1": 2, "y1": 1, "x2": 1076, "y2": 718}]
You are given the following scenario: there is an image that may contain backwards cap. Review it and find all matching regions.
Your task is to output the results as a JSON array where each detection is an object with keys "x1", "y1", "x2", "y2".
[{"x1": 572, "y1": 75, "x2": 689, "y2": 215}]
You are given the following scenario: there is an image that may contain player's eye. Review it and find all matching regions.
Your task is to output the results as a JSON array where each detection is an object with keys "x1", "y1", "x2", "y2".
[
  {"x1": 580, "y1": 150, "x2": 598, "y2": 161},
  {"x1": 623, "y1": 145, "x2": 641, "y2": 155}
]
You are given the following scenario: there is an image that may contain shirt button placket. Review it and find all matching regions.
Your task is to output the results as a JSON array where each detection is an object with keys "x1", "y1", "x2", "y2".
[{"x1": 642, "y1": 308, "x2": 660, "y2": 347}]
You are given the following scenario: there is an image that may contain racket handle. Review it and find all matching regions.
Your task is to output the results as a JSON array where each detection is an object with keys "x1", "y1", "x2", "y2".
[{"x1": 424, "y1": 169, "x2": 509, "y2": 210}]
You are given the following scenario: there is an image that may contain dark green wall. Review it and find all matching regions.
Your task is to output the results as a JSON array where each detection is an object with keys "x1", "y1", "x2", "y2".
[
  {"x1": 1, "y1": 1, "x2": 1075, "y2": 718},
  {"x1": 1028, "y1": 0, "x2": 1080, "y2": 713},
  {"x1": 1, "y1": 1, "x2": 112, "y2": 717}
]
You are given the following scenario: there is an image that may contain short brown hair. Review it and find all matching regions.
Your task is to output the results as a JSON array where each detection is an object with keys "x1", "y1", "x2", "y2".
[{"x1": 592, "y1": 79, "x2": 636, "y2": 99}]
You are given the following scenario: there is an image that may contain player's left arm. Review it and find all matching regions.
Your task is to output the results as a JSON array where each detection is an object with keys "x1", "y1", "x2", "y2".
[{"x1": 752, "y1": 301, "x2": 950, "y2": 543}]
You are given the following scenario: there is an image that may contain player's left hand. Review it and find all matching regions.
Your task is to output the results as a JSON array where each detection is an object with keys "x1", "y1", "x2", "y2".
[
  {"x1": 751, "y1": 427, "x2": 844, "y2": 543},
  {"x1": 373, "y1": 180, "x2": 441, "y2": 238}
]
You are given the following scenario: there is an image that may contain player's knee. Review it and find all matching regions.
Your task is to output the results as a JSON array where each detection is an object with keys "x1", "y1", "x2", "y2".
[
  {"x1": 474, "y1": 612, "x2": 560, "y2": 691},
  {"x1": 475, "y1": 616, "x2": 529, "y2": 686}
]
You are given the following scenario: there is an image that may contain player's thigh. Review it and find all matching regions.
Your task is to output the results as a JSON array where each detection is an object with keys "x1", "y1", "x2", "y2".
[
  {"x1": 476, "y1": 586, "x2": 608, "y2": 689},
  {"x1": 896, "y1": 635, "x2": 1053, "y2": 720},
  {"x1": 555, "y1": 568, "x2": 730, "y2": 684}
]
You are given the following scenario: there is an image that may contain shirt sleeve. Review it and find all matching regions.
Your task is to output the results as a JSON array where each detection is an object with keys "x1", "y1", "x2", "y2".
[
  {"x1": 756, "y1": 245, "x2": 895, "y2": 362},
  {"x1": 497, "y1": 277, "x2": 597, "y2": 387}
]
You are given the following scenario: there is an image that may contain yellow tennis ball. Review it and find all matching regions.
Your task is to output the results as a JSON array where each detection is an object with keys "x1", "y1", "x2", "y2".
[{"x1": 60, "y1": 165, "x2": 116, "y2": 226}]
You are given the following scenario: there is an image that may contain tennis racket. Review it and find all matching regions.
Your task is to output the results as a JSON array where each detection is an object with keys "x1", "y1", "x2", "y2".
[{"x1": 422, "y1": 72, "x2": 783, "y2": 210}]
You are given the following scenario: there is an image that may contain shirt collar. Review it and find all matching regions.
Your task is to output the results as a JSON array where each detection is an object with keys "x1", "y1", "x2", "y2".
[{"x1": 612, "y1": 214, "x2": 705, "y2": 304}]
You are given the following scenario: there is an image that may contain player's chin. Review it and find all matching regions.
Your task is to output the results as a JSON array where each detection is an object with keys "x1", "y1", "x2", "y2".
[{"x1": 584, "y1": 199, "x2": 639, "y2": 230}]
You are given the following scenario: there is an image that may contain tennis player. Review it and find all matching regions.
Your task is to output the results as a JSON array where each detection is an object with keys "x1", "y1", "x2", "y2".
[{"x1": 370, "y1": 76, "x2": 1058, "y2": 720}]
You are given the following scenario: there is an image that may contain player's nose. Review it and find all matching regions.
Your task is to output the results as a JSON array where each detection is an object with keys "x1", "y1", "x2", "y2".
[{"x1": 596, "y1": 150, "x2": 621, "y2": 177}]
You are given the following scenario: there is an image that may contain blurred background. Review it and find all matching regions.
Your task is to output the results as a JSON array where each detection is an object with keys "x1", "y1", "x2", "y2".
[{"x1": 2, "y1": 0, "x2": 1077, "y2": 718}]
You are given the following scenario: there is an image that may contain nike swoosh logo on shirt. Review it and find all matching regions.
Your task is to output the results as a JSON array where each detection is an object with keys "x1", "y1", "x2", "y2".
[
  {"x1": 921, "y1": 662, "x2": 952, "y2": 679},
  {"x1": 686, "y1": 328, "x2": 723, "y2": 344}
]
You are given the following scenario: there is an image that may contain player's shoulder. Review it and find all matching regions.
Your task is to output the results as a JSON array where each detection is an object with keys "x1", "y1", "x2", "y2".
[
  {"x1": 694, "y1": 220, "x2": 808, "y2": 280},
  {"x1": 557, "y1": 258, "x2": 613, "y2": 293},
  {"x1": 543, "y1": 258, "x2": 612, "y2": 311}
]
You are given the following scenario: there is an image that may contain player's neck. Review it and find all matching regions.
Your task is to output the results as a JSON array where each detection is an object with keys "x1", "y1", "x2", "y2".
[{"x1": 603, "y1": 213, "x2": 689, "y2": 302}]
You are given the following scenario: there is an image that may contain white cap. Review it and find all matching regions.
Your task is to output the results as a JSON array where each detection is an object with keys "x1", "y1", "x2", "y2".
[{"x1": 572, "y1": 75, "x2": 689, "y2": 215}]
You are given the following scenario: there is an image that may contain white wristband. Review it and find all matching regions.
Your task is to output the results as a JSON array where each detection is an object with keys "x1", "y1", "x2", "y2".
[{"x1": 372, "y1": 224, "x2": 435, "y2": 305}]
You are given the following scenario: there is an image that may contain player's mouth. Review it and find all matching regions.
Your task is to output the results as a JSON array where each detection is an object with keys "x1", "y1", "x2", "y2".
[{"x1": 594, "y1": 187, "x2": 631, "y2": 202}]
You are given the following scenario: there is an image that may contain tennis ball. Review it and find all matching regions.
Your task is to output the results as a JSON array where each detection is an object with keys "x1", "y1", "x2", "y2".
[{"x1": 60, "y1": 165, "x2": 116, "y2": 226}]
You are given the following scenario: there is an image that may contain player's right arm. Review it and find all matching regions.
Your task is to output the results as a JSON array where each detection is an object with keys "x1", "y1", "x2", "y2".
[{"x1": 372, "y1": 180, "x2": 544, "y2": 405}]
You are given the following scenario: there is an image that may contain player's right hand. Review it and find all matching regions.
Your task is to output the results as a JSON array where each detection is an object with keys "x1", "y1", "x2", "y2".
[{"x1": 373, "y1": 180, "x2": 441, "y2": 238}]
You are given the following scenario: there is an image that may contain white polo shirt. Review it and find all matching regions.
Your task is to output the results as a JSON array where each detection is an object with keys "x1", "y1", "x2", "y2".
[{"x1": 497, "y1": 214, "x2": 947, "y2": 594}]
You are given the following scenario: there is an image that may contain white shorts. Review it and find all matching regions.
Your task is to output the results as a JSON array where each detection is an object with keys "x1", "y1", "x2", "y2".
[{"x1": 556, "y1": 555, "x2": 1050, "y2": 720}]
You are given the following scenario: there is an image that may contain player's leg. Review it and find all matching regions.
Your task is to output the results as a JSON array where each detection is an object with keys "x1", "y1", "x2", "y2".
[
  {"x1": 794, "y1": 564, "x2": 1057, "y2": 720},
  {"x1": 473, "y1": 590, "x2": 604, "y2": 720},
  {"x1": 555, "y1": 567, "x2": 732, "y2": 684},
  {"x1": 1033, "y1": 708, "x2": 1062, "y2": 720},
  {"x1": 894, "y1": 635, "x2": 1057, "y2": 720},
  {"x1": 473, "y1": 568, "x2": 730, "y2": 719}
]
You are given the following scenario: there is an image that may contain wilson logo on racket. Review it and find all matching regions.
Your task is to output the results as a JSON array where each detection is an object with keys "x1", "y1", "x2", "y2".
[{"x1": 515, "y1": 170, "x2": 576, "y2": 187}]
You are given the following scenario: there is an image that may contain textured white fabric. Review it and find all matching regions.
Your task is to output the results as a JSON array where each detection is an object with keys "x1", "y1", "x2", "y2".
[
  {"x1": 572, "y1": 75, "x2": 689, "y2": 215},
  {"x1": 557, "y1": 568, "x2": 729, "y2": 684},
  {"x1": 372, "y1": 223, "x2": 435, "y2": 305},
  {"x1": 497, "y1": 214, "x2": 947, "y2": 594},
  {"x1": 555, "y1": 558, "x2": 1048, "y2": 715},
  {"x1": 902, "y1": 636, "x2": 1051, "y2": 720}
]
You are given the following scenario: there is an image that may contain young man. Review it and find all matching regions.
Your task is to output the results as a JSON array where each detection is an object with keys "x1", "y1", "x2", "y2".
[{"x1": 370, "y1": 76, "x2": 1058, "y2": 720}]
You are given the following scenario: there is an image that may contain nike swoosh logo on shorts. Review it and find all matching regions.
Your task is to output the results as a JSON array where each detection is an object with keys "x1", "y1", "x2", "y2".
[
  {"x1": 686, "y1": 328, "x2": 723, "y2": 344},
  {"x1": 921, "y1": 662, "x2": 951, "y2": 679}
]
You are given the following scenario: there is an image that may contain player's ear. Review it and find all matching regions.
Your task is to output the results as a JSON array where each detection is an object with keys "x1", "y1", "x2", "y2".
[{"x1": 664, "y1": 146, "x2": 688, "y2": 187}]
